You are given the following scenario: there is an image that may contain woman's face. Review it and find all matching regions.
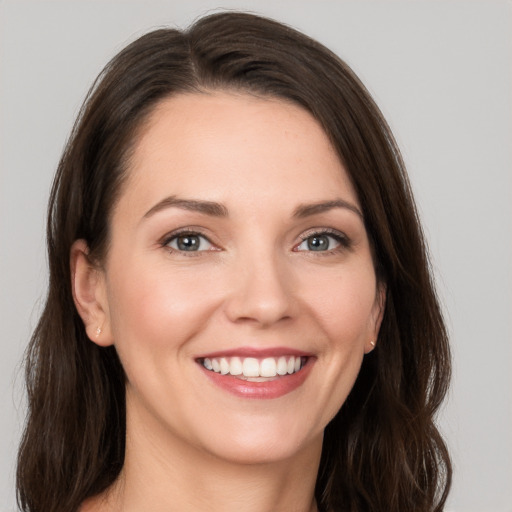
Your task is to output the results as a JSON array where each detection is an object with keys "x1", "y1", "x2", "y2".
[{"x1": 95, "y1": 92, "x2": 383, "y2": 464}]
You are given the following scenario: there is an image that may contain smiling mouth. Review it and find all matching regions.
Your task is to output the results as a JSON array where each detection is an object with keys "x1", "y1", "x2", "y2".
[{"x1": 198, "y1": 356, "x2": 307, "y2": 381}]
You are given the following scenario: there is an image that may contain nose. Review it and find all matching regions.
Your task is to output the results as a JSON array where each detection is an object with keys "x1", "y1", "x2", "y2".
[{"x1": 223, "y1": 251, "x2": 295, "y2": 327}]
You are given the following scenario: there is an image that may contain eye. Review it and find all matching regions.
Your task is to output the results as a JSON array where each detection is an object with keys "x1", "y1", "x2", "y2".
[
  {"x1": 295, "y1": 231, "x2": 346, "y2": 252},
  {"x1": 166, "y1": 232, "x2": 213, "y2": 252}
]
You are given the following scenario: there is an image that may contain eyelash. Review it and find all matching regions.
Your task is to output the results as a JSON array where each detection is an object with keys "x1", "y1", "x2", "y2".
[
  {"x1": 295, "y1": 228, "x2": 351, "y2": 255},
  {"x1": 160, "y1": 227, "x2": 351, "y2": 256},
  {"x1": 161, "y1": 228, "x2": 216, "y2": 256}
]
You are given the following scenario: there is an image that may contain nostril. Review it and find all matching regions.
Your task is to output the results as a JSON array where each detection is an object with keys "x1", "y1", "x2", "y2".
[{"x1": 223, "y1": 263, "x2": 295, "y2": 326}]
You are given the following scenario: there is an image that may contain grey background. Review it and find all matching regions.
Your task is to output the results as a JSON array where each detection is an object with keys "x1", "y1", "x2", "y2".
[{"x1": 1, "y1": 1, "x2": 510, "y2": 510}]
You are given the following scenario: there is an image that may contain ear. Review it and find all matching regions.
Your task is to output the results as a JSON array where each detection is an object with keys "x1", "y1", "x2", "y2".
[
  {"x1": 70, "y1": 239, "x2": 114, "y2": 347},
  {"x1": 365, "y1": 282, "x2": 386, "y2": 354}
]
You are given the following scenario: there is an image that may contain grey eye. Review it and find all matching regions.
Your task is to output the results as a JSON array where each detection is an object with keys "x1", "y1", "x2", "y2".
[
  {"x1": 167, "y1": 234, "x2": 212, "y2": 252},
  {"x1": 297, "y1": 234, "x2": 341, "y2": 252}
]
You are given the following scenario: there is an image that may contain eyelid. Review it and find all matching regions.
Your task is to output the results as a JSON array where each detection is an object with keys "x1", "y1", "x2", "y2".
[
  {"x1": 158, "y1": 226, "x2": 351, "y2": 255},
  {"x1": 299, "y1": 227, "x2": 347, "y2": 239},
  {"x1": 294, "y1": 227, "x2": 351, "y2": 253},
  {"x1": 160, "y1": 227, "x2": 220, "y2": 254}
]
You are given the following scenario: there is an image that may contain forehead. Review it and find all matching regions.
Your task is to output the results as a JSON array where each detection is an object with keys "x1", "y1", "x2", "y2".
[{"x1": 120, "y1": 91, "x2": 358, "y2": 216}]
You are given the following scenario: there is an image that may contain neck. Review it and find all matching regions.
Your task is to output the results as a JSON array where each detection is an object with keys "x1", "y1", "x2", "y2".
[{"x1": 86, "y1": 400, "x2": 322, "y2": 512}]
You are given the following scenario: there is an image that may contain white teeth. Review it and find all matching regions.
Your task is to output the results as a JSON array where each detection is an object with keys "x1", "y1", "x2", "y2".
[
  {"x1": 260, "y1": 357, "x2": 277, "y2": 377},
  {"x1": 229, "y1": 356, "x2": 243, "y2": 375},
  {"x1": 219, "y1": 357, "x2": 229, "y2": 375},
  {"x1": 242, "y1": 357, "x2": 260, "y2": 377},
  {"x1": 202, "y1": 355, "x2": 305, "y2": 378},
  {"x1": 276, "y1": 356, "x2": 288, "y2": 375}
]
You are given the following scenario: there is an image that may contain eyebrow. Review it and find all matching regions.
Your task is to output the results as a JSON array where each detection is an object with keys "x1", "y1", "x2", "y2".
[
  {"x1": 142, "y1": 196, "x2": 362, "y2": 221},
  {"x1": 293, "y1": 199, "x2": 363, "y2": 219},
  {"x1": 143, "y1": 196, "x2": 229, "y2": 219}
]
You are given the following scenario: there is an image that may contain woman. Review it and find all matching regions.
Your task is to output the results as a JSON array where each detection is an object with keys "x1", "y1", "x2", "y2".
[{"x1": 17, "y1": 11, "x2": 451, "y2": 512}]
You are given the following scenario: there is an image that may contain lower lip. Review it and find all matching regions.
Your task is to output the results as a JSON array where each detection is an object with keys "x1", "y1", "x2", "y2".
[{"x1": 199, "y1": 358, "x2": 314, "y2": 399}]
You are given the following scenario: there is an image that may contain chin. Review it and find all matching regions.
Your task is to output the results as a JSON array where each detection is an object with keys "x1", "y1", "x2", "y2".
[{"x1": 197, "y1": 417, "x2": 323, "y2": 466}]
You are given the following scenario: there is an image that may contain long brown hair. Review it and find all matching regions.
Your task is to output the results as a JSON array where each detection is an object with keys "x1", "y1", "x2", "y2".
[{"x1": 17, "y1": 11, "x2": 451, "y2": 512}]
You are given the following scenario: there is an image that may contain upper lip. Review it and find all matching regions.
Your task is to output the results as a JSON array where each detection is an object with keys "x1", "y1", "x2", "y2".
[{"x1": 195, "y1": 346, "x2": 314, "y2": 359}]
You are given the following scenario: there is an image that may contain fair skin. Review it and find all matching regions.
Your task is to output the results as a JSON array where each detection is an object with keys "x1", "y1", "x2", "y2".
[{"x1": 73, "y1": 92, "x2": 384, "y2": 512}]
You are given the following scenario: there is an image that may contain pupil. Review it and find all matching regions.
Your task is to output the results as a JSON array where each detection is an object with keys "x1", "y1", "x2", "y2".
[
  {"x1": 177, "y1": 235, "x2": 199, "y2": 251},
  {"x1": 308, "y1": 235, "x2": 328, "y2": 251}
]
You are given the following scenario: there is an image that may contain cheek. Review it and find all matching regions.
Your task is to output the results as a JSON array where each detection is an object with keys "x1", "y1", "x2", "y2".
[
  {"x1": 297, "y1": 264, "x2": 377, "y2": 416},
  {"x1": 300, "y1": 264, "x2": 378, "y2": 343},
  {"x1": 106, "y1": 261, "x2": 222, "y2": 353}
]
